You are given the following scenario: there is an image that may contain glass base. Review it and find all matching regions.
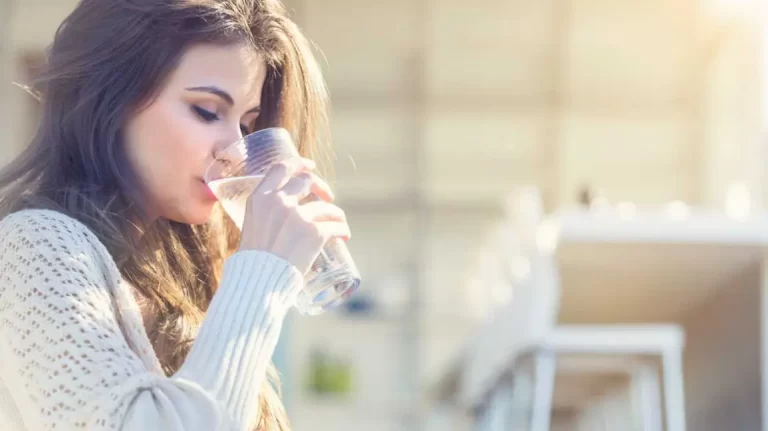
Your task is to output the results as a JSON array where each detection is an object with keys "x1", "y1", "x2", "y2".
[{"x1": 296, "y1": 267, "x2": 361, "y2": 315}]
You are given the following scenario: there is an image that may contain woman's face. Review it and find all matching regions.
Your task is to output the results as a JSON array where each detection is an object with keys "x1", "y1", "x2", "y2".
[{"x1": 123, "y1": 42, "x2": 267, "y2": 224}]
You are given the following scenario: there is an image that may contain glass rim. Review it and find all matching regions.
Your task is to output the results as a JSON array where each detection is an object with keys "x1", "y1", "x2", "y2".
[{"x1": 204, "y1": 127, "x2": 296, "y2": 184}]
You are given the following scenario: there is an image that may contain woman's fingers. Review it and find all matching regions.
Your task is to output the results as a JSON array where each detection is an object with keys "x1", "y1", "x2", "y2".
[
  {"x1": 298, "y1": 200, "x2": 346, "y2": 223},
  {"x1": 279, "y1": 172, "x2": 334, "y2": 202},
  {"x1": 255, "y1": 158, "x2": 315, "y2": 194},
  {"x1": 313, "y1": 221, "x2": 352, "y2": 242}
]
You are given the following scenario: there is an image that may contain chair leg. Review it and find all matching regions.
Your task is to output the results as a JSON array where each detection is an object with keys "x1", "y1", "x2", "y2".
[
  {"x1": 508, "y1": 373, "x2": 534, "y2": 430},
  {"x1": 662, "y1": 350, "x2": 687, "y2": 431},
  {"x1": 489, "y1": 382, "x2": 516, "y2": 431},
  {"x1": 530, "y1": 350, "x2": 557, "y2": 431},
  {"x1": 631, "y1": 364, "x2": 662, "y2": 431},
  {"x1": 609, "y1": 388, "x2": 630, "y2": 431}
]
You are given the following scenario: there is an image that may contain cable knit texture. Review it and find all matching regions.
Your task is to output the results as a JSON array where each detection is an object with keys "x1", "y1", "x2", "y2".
[{"x1": 0, "y1": 209, "x2": 303, "y2": 431}]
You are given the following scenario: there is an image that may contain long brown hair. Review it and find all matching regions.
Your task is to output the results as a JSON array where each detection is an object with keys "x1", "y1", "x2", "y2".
[{"x1": 0, "y1": 0, "x2": 330, "y2": 429}]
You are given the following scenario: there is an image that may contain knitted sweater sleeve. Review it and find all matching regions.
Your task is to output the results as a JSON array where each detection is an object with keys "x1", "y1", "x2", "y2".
[{"x1": 0, "y1": 210, "x2": 302, "y2": 431}]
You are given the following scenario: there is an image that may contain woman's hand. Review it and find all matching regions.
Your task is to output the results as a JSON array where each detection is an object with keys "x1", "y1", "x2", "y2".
[{"x1": 238, "y1": 158, "x2": 350, "y2": 274}]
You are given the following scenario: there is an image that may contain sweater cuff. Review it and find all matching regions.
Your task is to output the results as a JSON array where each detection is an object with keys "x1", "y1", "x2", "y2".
[
  {"x1": 217, "y1": 250, "x2": 304, "y2": 310},
  {"x1": 173, "y1": 250, "x2": 303, "y2": 429}
]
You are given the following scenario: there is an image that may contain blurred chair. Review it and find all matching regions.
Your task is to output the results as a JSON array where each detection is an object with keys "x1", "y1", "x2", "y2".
[{"x1": 461, "y1": 187, "x2": 686, "y2": 431}]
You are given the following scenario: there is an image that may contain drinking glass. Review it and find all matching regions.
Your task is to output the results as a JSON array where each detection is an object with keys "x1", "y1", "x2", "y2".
[{"x1": 205, "y1": 127, "x2": 360, "y2": 315}]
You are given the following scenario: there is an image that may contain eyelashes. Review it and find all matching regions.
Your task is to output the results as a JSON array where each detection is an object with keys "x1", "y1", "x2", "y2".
[
  {"x1": 192, "y1": 105, "x2": 251, "y2": 135},
  {"x1": 192, "y1": 105, "x2": 219, "y2": 122}
]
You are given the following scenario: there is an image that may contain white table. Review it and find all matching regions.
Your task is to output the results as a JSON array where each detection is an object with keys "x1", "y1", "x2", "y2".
[{"x1": 433, "y1": 207, "x2": 768, "y2": 430}]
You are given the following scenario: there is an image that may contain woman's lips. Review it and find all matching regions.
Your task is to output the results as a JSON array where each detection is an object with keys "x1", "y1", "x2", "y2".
[{"x1": 200, "y1": 180, "x2": 218, "y2": 201}]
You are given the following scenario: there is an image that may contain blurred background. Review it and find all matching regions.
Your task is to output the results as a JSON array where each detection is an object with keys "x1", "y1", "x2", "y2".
[{"x1": 1, "y1": 0, "x2": 767, "y2": 430}]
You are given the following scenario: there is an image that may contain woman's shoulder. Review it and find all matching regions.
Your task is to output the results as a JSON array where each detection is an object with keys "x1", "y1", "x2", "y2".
[
  {"x1": 2, "y1": 207, "x2": 87, "y2": 228},
  {"x1": 1, "y1": 208, "x2": 95, "y2": 241},
  {"x1": 0, "y1": 208, "x2": 115, "y2": 270}
]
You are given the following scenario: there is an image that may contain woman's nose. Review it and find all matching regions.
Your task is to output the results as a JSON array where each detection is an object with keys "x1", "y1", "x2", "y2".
[
  {"x1": 212, "y1": 127, "x2": 244, "y2": 158},
  {"x1": 208, "y1": 129, "x2": 247, "y2": 180}
]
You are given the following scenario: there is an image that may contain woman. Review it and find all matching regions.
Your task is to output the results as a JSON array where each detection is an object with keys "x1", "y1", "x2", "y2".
[{"x1": 0, "y1": 0, "x2": 350, "y2": 430}]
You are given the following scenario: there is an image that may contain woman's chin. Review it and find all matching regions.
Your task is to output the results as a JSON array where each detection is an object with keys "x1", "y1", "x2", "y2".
[{"x1": 167, "y1": 202, "x2": 217, "y2": 226}]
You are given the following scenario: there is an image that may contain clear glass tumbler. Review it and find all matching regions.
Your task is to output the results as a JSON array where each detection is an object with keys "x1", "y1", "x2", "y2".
[{"x1": 205, "y1": 127, "x2": 360, "y2": 315}]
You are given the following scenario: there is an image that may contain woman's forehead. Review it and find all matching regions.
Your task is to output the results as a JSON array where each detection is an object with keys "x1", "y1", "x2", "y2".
[{"x1": 170, "y1": 43, "x2": 267, "y2": 103}]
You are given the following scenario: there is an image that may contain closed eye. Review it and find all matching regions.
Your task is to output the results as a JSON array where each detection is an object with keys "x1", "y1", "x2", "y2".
[
  {"x1": 194, "y1": 105, "x2": 251, "y2": 136},
  {"x1": 192, "y1": 105, "x2": 219, "y2": 122}
]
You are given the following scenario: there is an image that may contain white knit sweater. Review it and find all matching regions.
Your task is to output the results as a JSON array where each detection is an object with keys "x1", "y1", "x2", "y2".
[{"x1": 0, "y1": 209, "x2": 303, "y2": 431}]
